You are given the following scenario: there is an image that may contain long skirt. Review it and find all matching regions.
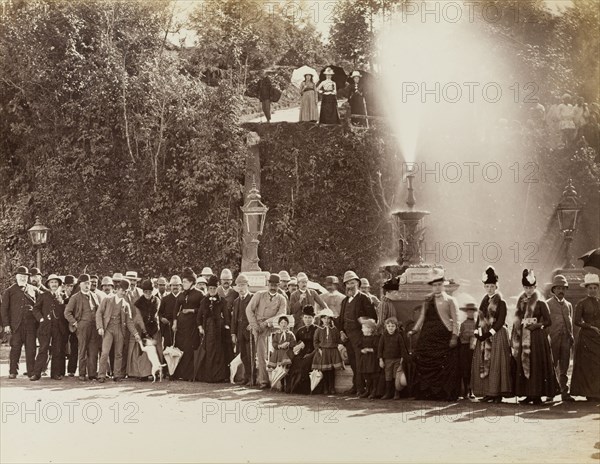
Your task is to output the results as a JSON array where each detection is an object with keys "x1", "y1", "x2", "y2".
[
  {"x1": 570, "y1": 327, "x2": 600, "y2": 397},
  {"x1": 299, "y1": 90, "x2": 318, "y2": 122},
  {"x1": 287, "y1": 351, "x2": 317, "y2": 394},
  {"x1": 514, "y1": 329, "x2": 559, "y2": 397},
  {"x1": 471, "y1": 327, "x2": 513, "y2": 397},
  {"x1": 349, "y1": 92, "x2": 367, "y2": 126},
  {"x1": 413, "y1": 306, "x2": 460, "y2": 400},
  {"x1": 319, "y1": 94, "x2": 339, "y2": 124},
  {"x1": 195, "y1": 318, "x2": 234, "y2": 383},
  {"x1": 126, "y1": 331, "x2": 163, "y2": 378},
  {"x1": 173, "y1": 313, "x2": 199, "y2": 381}
]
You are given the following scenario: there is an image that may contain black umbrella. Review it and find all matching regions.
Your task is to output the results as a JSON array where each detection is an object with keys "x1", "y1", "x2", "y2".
[
  {"x1": 318, "y1": 65, "x2": 347, "y2": 91},
  {"x1": 579, "y1": 248, "x2": 600, "y2": 270}
]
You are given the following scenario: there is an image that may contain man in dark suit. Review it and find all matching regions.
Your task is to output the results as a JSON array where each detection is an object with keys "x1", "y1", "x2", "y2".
[
  {"x1": 339, "y1": 270, "x2": 377, "y2": 396},
  {"x1": 65, "y1": 274, "x2": 102, "y2": 380},
  {"x1": 1, "y1": 266, "x2": 41, "y2": 378},
  {"x1": 31, "y1": 274, "x2": 67, "y2": 380},
  {"x1": 231, "y1": 274, "x2": 254, "y2": 385}
]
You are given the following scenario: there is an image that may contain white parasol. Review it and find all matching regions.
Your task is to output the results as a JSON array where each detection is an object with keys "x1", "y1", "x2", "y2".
[
  {"x1": 310, "y1": 369, "x2": 323, "y2": 391},
  {"x1": 291, "y1": 65, "x2": 319, "y2": 89},
  {"x1": 163, "y1": 334, "x2": 183, "y2": 376}
]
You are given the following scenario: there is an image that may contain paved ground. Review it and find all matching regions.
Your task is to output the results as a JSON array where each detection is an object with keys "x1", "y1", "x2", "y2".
[{"x1": 0, "y1": 348, "x2": 598, "y2": 464}]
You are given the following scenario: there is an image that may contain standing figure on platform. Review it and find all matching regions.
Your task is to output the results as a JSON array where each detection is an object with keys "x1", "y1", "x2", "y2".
[
  {"x1": 246, "y1": 274, "x2": 287, "y2": 389},
  {"x1": 317, "y1": 68, "x2": 339, "y2": 125},
  {"x1": 172, "y1": 269, "x2": 203, "y2": 381},
  {"x1": 299, "y1": 74, "x2": 319, "y2": 122},
  {"x1": 545, "y1": 274, "x2": 575, "y2": 402},
  {"x1": 348, "y1": 71, "x2": 367, "y2": 126},
  {"x1": 231, "y1": 274, "x2": 254, "y2": 385},
  {"x1": 196, "y1": 275, "x2": 234, "y2": 383},
  {"x1": 1, "y1": 267, "x2": 41, "y2": 379},
  {"x1": 339, "y1": 270, "x2": 377, "y2": 396},
  {"x1": 570, "y1": 273, "x2": 600, "y2": 401},
  {"x1": 511, "y1": 269, "x2": 559, "y2": 405},
  {"x1": 409, "y1": 268, "x2": 461, "y2": 401},
  {"x1": 31, "y1": 274, "x2": 66, "y2": 380},
  {"x1": 471, "y1": 267, "x2": 513, "y2": 403}
]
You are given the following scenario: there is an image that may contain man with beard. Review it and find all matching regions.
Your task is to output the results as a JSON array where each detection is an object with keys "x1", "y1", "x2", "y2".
[
  {"x1": 65, "y1": 274, "x2": 102, "y2": 381},
  {"x1": 278, "y1": 271, "x2": 291, "y2": 299},
  {"x1": 288, "y1": 272, "x2": 327, "y2": 329},
  {"x1": 29, "y1": 268, "x2": 49, "y2": 293},
  {"x1": 217, "y1": 269, "x2": 239, "y2": 318},
  {"x1": 100, "y1": 276, "x2": 115, "y2": 295},
  {"x1": 158, "y1": 275, "x2": 182, "y2": 349},
  {"x1": 338, "y1": 270, "x2": 377, "y2": 395},
  {"x1": 545, "y1": 274, "x2": 575, "y2": 402},
  {"x1": 320, "y1": 276, "x2": 345, "y2": 319},
  {"x1": 1, "y1": 266, "x2": 41, "y2": 378},
  {"x1": 31, "y1": 274, "x2": 67, "y2": 380},
  {"x1": 246, "y1": 274, "x2": 287, "y2": 389},
  {"x1": 155, "y1": 277, "x2": 168, "y2": 299}
]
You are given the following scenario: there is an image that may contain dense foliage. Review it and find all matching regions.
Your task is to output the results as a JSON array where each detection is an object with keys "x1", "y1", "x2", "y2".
[{"x1": 0, "y1": 0, "x2": 248, "y2": 285}]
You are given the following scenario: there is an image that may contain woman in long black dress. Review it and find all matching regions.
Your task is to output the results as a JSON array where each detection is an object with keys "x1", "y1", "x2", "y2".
[
  {"x1": 173, "y1": 268, "x2": 203, "y2": 381},
  {"x1": 317, "y1": 68, "x2": 339, "y2": 125},
  {"x1": 408, "y1": 269, "x2": 461, "y2": 401},
  {"x1": 348, "y1": 71, "x2": 367, "y2": 126},
  {"x1": 196, "y1": 275, "x2": 234, "y2": 383},
  {"x1": 287, "y1": 305, "x2": 318, "y2": 394},
  {"x1": 511, "y1": 269, "x2": 559, "y2": 405}
]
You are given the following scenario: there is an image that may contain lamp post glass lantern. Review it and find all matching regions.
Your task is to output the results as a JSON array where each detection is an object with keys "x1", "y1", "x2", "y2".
[
  {"x1": 240, "y1": 183, "x2": 268, "y2": 272},
  {"x1": 556, "y1": 179, "x2": 582, "y2": 268},
  {"x1": 28, "y1": 217, "x2": 49, "y2": 270}
]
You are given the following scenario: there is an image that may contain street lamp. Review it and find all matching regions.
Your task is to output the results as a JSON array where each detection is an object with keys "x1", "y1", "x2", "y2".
[
  {"x1": 28, "y1": 217, "x2": 49, "y2": 271},
  {"x1": 240, "y1": 181, "x2": 268, "y2": 272},
  {"x1": 556, "y1": 179, "x2": 582, "y2": 268}
]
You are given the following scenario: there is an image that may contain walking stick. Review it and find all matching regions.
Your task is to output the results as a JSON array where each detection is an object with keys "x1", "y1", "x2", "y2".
[{"x1": 249, "y1": 329, "x2": 256, "y2": 387}]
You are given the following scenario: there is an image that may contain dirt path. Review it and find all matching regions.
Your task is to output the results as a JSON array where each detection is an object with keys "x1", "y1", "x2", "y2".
[{"x1": 1, "y1": 354, "x2": 598, "y2": 464}]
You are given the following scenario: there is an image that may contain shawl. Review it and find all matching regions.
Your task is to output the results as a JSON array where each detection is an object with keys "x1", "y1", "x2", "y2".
[
  {"x1": 512, "y1": 291, "x2": 539, "y2": 379},
  {"x1": 478, "y1": 292, "x2": 499, "y2": 379}
]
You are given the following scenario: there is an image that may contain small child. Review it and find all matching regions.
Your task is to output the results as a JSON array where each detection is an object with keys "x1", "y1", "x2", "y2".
[
  {"x1": 459, "y1": 303, "x2": 477, "y2": 399},
  {"x1": 378, "y1": 317, "x2": 409, "y2": 400},
  {"x1": 312, "y1": 309, "x2": 344, "y2": 395},
  {"x1": 268, "y1": 316, "x2": 296, "y2": 369},
  {"x1": 358, "y1": 319, "x2": 381, "y2": 399}
]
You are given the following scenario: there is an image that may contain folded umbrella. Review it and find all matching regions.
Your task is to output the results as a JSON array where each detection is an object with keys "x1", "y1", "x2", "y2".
[
  {"x1": 579, "y1": 248, "x2": 600, "y2": 270},
  {"x1": 269, "y1": 364, "x2": 288, "y2": 387},
  {"x1": 230, "y1": 353, "x2": 243, "y2": 384},
  {"x1": 310, "y1": 369, "x2": 323, "y2": 392},
  {"x1": 163, "y1": 343, "x2": 183, "y2": 376},
  {"x1": 291, "y1": 65, "x2": 319, "y2": 88}
]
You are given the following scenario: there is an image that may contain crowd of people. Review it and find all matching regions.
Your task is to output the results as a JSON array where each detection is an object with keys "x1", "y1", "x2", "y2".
[{"x1": 1, "y1": 264, "x2": 598, "y2": 404}]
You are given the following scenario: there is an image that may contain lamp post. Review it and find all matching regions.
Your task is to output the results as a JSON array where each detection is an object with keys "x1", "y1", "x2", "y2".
[
  {"x1": 240, "y1": 182, "x2": 268, "y2": 272},
  {"x1": 28, "y1": 217, "x2": 49, "y2": 271},
  {"x1": 556, "y1": 179, "x2": 582, "y2": 268}
]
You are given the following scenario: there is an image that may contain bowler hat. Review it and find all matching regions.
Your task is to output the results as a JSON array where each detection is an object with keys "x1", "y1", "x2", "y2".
[
  {"x1": 268, "y1": 273, "x2": 280, "y2": 284},
  {"x1": 63, "y1": 275, "x2": 76, "y2": 285},
  {"x1": 78, "y1": 274, "x2": 91, "y2": 283},
  {"x1": 140, "y1": 279, "x2": 154, "y2": 291},
  {"x1": 45, "y1": 274, "x2": 63, "y2": 286},
  {"x1": 207, "y1": 275, "x2": 219, "y2": 287},
  {"x1": 15, "y1": 266, "x2": 30, "y2": 276},
  {"x1": 30, "y1": 267, "x2": 43, "y2": 277}
]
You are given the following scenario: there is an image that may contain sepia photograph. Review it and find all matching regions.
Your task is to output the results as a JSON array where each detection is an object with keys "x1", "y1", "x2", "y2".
[{"x1": 0, "y1": 0, "x2": 599, "y2": 463}]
